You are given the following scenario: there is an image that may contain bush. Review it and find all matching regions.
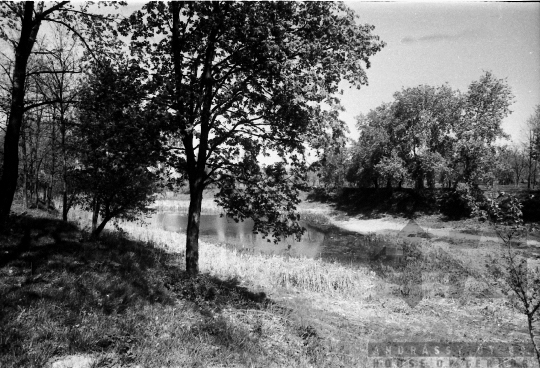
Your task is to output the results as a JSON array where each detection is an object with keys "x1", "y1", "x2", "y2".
[
  {"x1": 521, "y1": 194, "x2": 540, "y2": 222},
  {"x1": 439, "y1": 183, "x2": 485, "y2": 220}
]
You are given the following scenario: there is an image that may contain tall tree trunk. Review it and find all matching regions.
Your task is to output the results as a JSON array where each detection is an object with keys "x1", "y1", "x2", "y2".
[
  {"x1": 534, "y1": 160, "x2": 538, "y2": 188},
  {"x1": 34, "y1": 170, "x2": 39, "y2": 207},
  {"x1": 91, "y1": 217, "x2": 110, "y2": 239},
  {"x1": 0, "y1": 3, "x2": 40, "y2": 229},
  {"x1": 62, "y1": 189, "x2": 69, "y2": 221},
  {"x1": 21, "y1": 131, "x2": 28, "y2": 210},
  {"x1": 91, "y1": 196, "x2": 100, "y2": 234},
  {"x1": 427, "y1": 171, "x2": 435, "y2": 189},
  {"x1": 186, "y1": 185, "x2": 203, "y2": 275},
  {"x1": 48, "y1": 117, "x2": 57, "y2": 213},
  {"x1": 91, "y1": 204, "x2": 111, "y2": 239},
  {"x1": 527, "y1": 313, "x2": 540, "y2": 366},
  {"x1": 60, "y1": 108, "x2": 69, "y2": 221},
  {"x1": 416, "y1": 174, "x2": 424, "y2": 190}
]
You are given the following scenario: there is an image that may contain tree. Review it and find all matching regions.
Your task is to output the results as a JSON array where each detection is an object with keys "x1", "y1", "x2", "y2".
[
  {"x1": 391, "y1": 84, "x2": 459, "y2": 188},
  {"x1": 12, "y1": 25, "x2": 82, "y2": 215},
  {"x1": 524, "y1": 105, "x2": 540, "y2": 189},
  {"x1": 494, "y1": 146, "x2": 515, "y2": 185},
  {"x1": 122, "y1": 1, "x2": 384, "y2": 274},
  {"x1": 452, "y1": 71, "x2": 513, "y2": 185},
  {"x1": 74, "y1": 59, "x2": 164, "y2": 239},
  {"x1": 508, "y1": 146, "x2": 528, "y2": 187},
  {"x1": 484, "y1": 196, "x2": 540, "y2": 365},
  {"x1": 348, "y1": 105, "x2": 395, "y2": 188},
  {"x1": 348, "y1": 72, "x2": 512, "y2": 190},
  {"x1": 349, "y1": 84, "x2": 460, "y2": 189},
  {"x1": 315, "y1": 145, "x2": 350, "y2": 190},
  {"x1": 0, "y1": 1, "x2": 121, "y2": 229},
  {"x1": 311, "y1": 119, "x2": 350, "y2": 190},
  {"x1": 36, "y1": 25, "x2": 82, "y2": 220},
  {"x1": 374, "y1": 150, "x2": 409, "y2": 189}
]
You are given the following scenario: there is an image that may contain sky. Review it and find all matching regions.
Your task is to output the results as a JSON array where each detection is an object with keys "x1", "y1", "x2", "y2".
[
  {"x1": 78, "y1": 1, "x2": 540, "y2": 146},
  {"x1": 341, "y1": 1, "x2": 540, "y2": 145}
]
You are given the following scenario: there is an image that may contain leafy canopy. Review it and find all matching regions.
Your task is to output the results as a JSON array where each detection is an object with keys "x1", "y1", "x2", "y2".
[{"x1": 121, "y1": 1, "x2": 384, "y2": 240}]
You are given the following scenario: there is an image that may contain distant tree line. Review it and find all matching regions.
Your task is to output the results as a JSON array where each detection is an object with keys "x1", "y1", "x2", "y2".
[{"x1": 313, "y1": 74, "x2": 540, "y2": 192}]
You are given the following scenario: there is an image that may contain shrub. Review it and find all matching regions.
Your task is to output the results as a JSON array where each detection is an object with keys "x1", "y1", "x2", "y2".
[
  {"x1": 438, "y1": 183, "x2": 485, "y2": 220},
  {"x1": 521, "y1": 194, "x2": 540, "y2": 222}
]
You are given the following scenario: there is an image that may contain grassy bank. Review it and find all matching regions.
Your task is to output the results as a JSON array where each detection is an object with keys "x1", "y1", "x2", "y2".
[
  {"x1": 72, "y1": 207, "x2": 534, "y2": 345},
  {"x1": 2, "y1": 210, "x2": 354, "y2": 368},
  {"x1": 2, "y1": 199, "x2": 537, "y2": 367}
]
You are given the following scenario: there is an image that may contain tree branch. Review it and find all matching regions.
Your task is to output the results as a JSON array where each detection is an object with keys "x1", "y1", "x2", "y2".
[
  {"x1": 36, "y1": 1, "x2": 70, "y2": 21},
  {"x1": 26, "y1": 69, "x2": 83, "y2": 77},
  {"x1": 23, "y1": 99, "x2": 62, "y2": 112},
  {"x1": 44, "y1": 18, "x2": 101, "y2": 65}
]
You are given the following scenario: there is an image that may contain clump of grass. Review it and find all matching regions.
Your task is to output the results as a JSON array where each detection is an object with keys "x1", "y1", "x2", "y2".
[
  {"x1": 151, "y1": 198, "x2": 224, "y2": 214},
  {"x1": 299, "y1": 211, "x2": 332, "y2": 226}
]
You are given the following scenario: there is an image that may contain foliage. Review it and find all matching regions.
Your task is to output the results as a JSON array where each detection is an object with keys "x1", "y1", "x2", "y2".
[
  {"x1": 120, "y1": 1, "x2": 385, "y2": 273},
  {"x1": 524, "y1": 104, "x2": 540, "y2": 189},
  {"x1": 73, "y1": 58, "x2": 164, "y2": 237},
  {"x1": 484, "y1": 194, "x2": 540, "y2": 364},
  {"x1": 374, "y1": 150, "x2": 409, "y2": 187},
  {"x1": 348, "y1": 72, "x2": 513, "y2": 189},
  {"x1": 438, "y1": 183, "x2": 485, "y2": 220},
  {"x1": 452, "y1": 72, "x2": 513, "y2": 184},
  {"x1": 521, "y1": 194, "x2": 540, "y2": 222},
  {"x1": 311, "y1": 138, "x2": 351, "y2": 190},
  {"x1": 0, "y1": 1, "x2": 125, "y2": 228}
]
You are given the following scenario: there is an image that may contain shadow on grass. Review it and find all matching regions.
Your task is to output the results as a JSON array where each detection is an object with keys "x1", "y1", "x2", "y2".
[{"x1": 0, "y1": 215, "x2": 278, "y2": 368}]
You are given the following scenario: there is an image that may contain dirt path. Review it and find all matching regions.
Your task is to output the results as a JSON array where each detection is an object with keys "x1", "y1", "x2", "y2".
[{"x1": 329, "y1": 216, "x2": 540, "y2": 247}]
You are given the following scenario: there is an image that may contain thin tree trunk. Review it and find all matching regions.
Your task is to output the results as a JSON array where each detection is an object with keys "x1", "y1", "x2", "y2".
[
  {"x1": 34, "y1": 170, "x2": 39, "y2": 208},
  {"x1": 528, "y1": 133, "x2": 534, "y2": 190},
  {"x1": 48, "y1": 118, "x2": 56, "y2": 213},
  {"x1": 416, "y1": 175, "x2": 424, "y2": 190},
  {"x1": 0, "y1": 3, "x2": 40, "y2": 229},
  {"x1": 91, "y1": 196, "x2": 100, "y2": 234},
  {"x1": 62, "y1": 190, "x2": 68, "y2": 221},
  {"x1": 22, "y1": 170, "x2": 28, "y2": 210},
  {"x1": 185, "y1": 185, "x2": 203, "y2": 275},
  {"x1": 91, "y1": 217, "x2": 110, "y2": 239},
  {"x1": 60, "y1": 108, "x2": 69, "y2": 220},
  {"x1": 527, "y1": 313, "x2": 540, "y2": 366},
  {"x1": 21, "y1": 131, "x2": 28, "y2": 210},
  {"x1": 91, "y1": 204, "x2": 111, "y2": 239}
]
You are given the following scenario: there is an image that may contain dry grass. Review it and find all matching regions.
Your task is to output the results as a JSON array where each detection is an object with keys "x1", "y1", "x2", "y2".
[
  {"x1": 1, "y1": 211, "x2": 342, "y2": 368},
  {"x1": 12, "y1": 203, "x2": 531, "y2": 367},
  {"x1": 106, "y1": 221, "x2": 376, "y2": 300}
]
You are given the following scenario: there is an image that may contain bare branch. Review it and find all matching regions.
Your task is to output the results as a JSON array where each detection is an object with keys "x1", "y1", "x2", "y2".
[
  {"x1": 23, "y1": 99, "x2": 63, "y2": 112},
  {"x1": 26, "y1": 69, "x2": 83, "y2": 77},
  {"x1": 58, "y1": 8, "x2": 118, "y2": 22}
]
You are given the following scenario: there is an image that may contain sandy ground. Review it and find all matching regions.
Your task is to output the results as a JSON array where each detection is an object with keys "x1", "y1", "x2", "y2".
[{"x1": 329, "y1": 216, "x2": 540, "y2": 247}]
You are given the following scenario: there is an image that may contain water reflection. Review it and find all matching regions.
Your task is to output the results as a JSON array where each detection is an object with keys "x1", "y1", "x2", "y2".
[{"x1": 154, "y1": 213, "x2": 325, "y2": 258}]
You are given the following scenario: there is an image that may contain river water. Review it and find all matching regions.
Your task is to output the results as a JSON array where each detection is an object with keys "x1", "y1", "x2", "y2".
[
  {"x1": 154, "y1": 213, "x2": 326, "y2": 258},
  {"x1": 151, "y1": 212, "x2": 407, "y2": 268}
]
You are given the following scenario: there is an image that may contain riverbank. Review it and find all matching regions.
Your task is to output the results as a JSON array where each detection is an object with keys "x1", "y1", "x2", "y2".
[
  {"x1": 2, "y1": 198, "x2": 537, "y2": 367},
  {"x1": 3, "y1": 206, "x2": 352, "y2": 368},
  {"x1": 74, "y1": 199, "x2": 536, "y2": 363}
]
